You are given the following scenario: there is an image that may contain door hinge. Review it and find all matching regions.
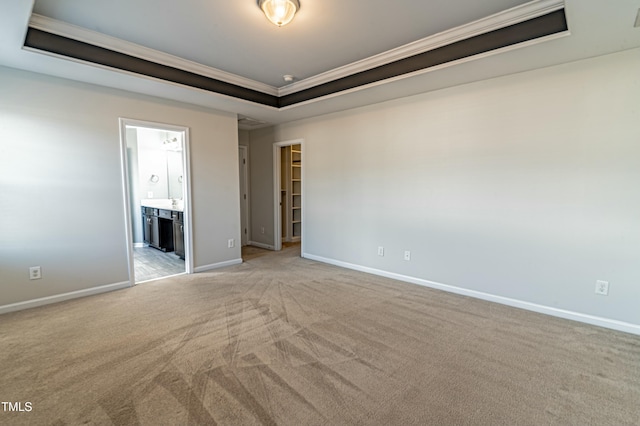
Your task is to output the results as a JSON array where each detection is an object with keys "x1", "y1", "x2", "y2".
[
  {"x1": 243, "y1": 159, "x2": 246, "y2": 164},
  {"x1": 244, "y1": 194, "x2": 247, "y2": 199}
]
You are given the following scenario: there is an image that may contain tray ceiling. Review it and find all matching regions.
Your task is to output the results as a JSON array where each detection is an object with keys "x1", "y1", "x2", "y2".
[{"x1": 1, "y1": 0, "x2": 639, "y2": 126}]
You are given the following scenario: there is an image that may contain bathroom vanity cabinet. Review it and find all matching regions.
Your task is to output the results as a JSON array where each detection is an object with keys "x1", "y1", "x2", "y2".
[
  {"x1": 142, "y1": 206, "x2": 183, "y2": 254},
  {"x1": 172, "y1": 211, "x2": 185, "y2": 259}
]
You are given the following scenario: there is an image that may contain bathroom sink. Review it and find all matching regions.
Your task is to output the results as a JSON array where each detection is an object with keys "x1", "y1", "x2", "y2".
[{"x1": 140, "y1": 199, "x2": 183, "y2": 211}]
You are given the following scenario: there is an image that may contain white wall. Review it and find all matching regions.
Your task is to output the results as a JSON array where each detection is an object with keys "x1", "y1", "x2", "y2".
[
  {"x1": 238, "y1": 129, "x2": 249, "y2": 147},
  {"x1": 271, "y1": 48, "x2": 640, "y2": 328},
  {"x1": 0, "y1": 66, "x2": 241, "y2": 308},
  {"x1": 246, "y1": 127, "x2": 277, "y2": 248}
]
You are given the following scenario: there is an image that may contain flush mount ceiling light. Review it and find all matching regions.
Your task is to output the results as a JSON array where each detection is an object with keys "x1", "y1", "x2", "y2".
[{"x1": 258, "y1": 0, "x2": 300, "y2": 27}]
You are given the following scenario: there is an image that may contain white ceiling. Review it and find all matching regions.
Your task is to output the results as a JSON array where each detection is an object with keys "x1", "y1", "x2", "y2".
[
  {"x1": 1, "y1": 0, "x2": 640, "y2": 127},
  {"x1": 30, "y1": 0, "x2": 532, "y2": 88}
]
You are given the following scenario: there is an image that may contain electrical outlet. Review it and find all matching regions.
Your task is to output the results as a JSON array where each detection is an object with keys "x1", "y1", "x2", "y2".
[
  {"x1": 29, "y1": 266, "x2": 42, "y2": 280},
  {"x1": 228, "y1": 239, "x2": 235, "y2": 248},
  {"x1": 147, "y1": 191, "x2": 153, "y2": 198},
  {"x1": 377, "y1": 246, "x2": 384, "y2": 256},
  {"x1": 261, "y1": 227, "x2": 265, "y2": 234},
  {"x1": 595, "y1": 280, "x2": 609, "y2": 296},
  {"x1": 404, "y1": 251, "x2": 411, "y2": 261}
]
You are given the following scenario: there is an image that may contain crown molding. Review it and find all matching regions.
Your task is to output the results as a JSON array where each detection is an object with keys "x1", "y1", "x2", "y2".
[
  {"x1": 279, "y1": 31, "x2": 569, "y2": 111},
  {"x1": 278, "y1": 0, "x2": 565, "y2": 96},
  {"x1": 28, "y1": 0, "x2": 564, "y2": 99},
  {"x1": 28, "y1": 14, "x2": 279, "y2": 96}
]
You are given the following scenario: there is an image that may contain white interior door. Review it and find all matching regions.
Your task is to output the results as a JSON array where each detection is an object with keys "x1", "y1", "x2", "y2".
[{"x1": 239, "y1": 146, "x2": 249, "y2": 246}]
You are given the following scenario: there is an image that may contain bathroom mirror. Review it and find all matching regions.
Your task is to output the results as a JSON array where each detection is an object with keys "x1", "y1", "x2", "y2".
[
  {"x1": 167, "y1": 150, "x2": 183, "y2": 200},
  {"x1": 134, "y1": 129, "x2": 184, "y2": 202}
]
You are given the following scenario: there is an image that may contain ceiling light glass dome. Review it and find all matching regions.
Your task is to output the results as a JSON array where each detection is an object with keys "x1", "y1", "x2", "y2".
[{"x1": 258, "y1": 0, "x2": 300, "y2": 27}]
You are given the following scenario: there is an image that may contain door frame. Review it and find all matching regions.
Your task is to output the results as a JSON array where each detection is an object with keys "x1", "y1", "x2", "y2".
[
  {"x1": 118, "y1": 118, "x2": 194, "y2": 285},
  {"x1": 238, "y1": 145, "x2": 250, "y2": 246},
  {"x1": 273, "y1": 138, "x2": 305, "y2": 253}
]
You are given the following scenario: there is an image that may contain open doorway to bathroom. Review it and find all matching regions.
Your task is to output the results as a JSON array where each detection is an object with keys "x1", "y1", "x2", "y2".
[{"x1": 119, "y1": 119, "x2": 193, "y2": 284}]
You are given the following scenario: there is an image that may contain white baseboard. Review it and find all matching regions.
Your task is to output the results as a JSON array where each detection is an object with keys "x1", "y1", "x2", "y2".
[
  {"x1": 248, "y1": 241, "x2": 275, "y2": 250},
  {"x1": 304, "y1": 253, "x2": 640, "y2": 336},
  {"x1": 0, "y1": 281, "x2": 131, "y2": 315},
  {"x1": 194, "y1": 258, "x2": 243, "y2": 273},
  {"x1": 133, "y1": 242, "x2": 145, "y2": 248}
]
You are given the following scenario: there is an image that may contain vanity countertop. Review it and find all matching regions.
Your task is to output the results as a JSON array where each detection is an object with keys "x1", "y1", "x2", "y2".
[{"x1": 141, "y1": 199, "x2": 184, "y2": 212}]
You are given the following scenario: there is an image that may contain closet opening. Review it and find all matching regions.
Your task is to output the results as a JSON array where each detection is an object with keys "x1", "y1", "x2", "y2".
[{"x1": 273, "y1": 139, "x2": 304, "y2": 253}]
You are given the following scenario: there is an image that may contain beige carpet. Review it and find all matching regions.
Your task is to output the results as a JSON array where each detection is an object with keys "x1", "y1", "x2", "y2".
[{"x1": 1, "y1": 245, "x2": 639, "y2": 425}]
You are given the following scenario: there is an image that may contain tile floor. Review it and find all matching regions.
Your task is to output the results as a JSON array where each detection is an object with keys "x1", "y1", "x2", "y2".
[
  {"x1": 134, "y1": 246, "x2": 185, "y2": 283},
  {"x1": 134, "y1": 242, "x2": 300, "y2": 283}
]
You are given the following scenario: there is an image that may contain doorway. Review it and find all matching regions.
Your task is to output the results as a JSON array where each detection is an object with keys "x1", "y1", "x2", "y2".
[
  {"x1": 119, "y1": 118, "x2": 193, "y2": 284},
  {"x1": 273, "y1": 139, "x2": 304, "y2": 253}
]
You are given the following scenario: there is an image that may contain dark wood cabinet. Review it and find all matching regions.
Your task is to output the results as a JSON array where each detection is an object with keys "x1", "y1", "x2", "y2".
[
  {"x1": 173, "y1": 212, "x2": 185, "y2": 260},
  {"x1": 141, "y1": 206, "x2": 183, "y2": 257},
  {"x1": 141, "y1": 207, "x2": 173, "y2": 252},
  {"x1": 142, "y1": 207, "x2": 153, "y2": 245},
  {"x1": 150, "y1": 215, "x2": 161, "y2": 248}
]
